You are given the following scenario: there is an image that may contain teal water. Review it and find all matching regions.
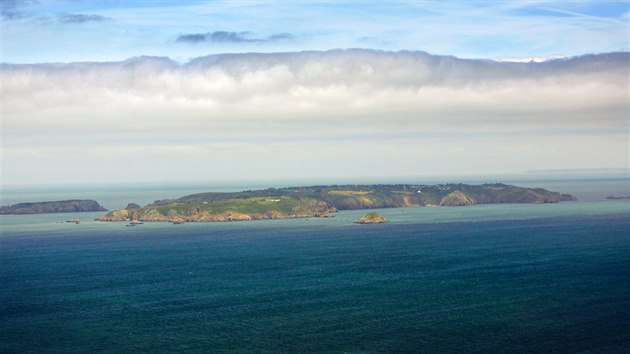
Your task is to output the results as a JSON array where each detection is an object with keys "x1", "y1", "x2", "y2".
[{"x1": 1, "y1": 180, "x2": 629, "y2": 352}]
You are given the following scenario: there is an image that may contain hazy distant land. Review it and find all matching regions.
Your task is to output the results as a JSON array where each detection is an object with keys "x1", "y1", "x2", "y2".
[
  {"x1": 606, "y1": 195, "x2": 630, "y2": 200},
  {"x1": 0, "y1": 200, "x2": 107, "y2": 215},
  {"x1": 96, "y1": 183, "x2": 576, "y2": 223}
]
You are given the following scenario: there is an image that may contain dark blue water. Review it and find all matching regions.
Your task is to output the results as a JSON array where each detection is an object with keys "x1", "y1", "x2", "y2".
[{"x1": 2, "y1": 214, "x2": 629, "y2": 352}]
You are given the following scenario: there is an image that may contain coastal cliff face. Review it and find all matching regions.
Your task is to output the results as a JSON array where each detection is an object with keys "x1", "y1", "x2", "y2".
[
  {"x1": 0, "y1": 200, "x2": 107, "y2": 215},
  {"x1": 97, "y1": 183, "x2": 576, "y2": 223},
  {"x1": 439, "y1": 191, "x2": 477, "y2": 206}
]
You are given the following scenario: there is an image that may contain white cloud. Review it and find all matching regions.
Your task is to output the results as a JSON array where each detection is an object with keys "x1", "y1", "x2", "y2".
[
  {"x1": 1, "y1": 50, "x2": 628, "y2": 184},
  {"x1": 493, "y1": 55, "x2": 566, "y2": 63}
]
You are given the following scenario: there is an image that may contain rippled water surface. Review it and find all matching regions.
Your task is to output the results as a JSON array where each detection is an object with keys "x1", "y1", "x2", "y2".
[{"x1": 1, "y1": 180, "x2": 629, "y2": 352}]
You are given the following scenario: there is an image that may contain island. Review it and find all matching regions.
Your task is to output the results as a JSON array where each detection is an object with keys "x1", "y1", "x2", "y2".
[
  {"x1": 98, "y1": 183, "x2": 576, "y2": 223},
  {"x1": 356, "y1": 212, "x2": 388, "y2": 224},
  {"x1": 0, "y1": 200, "x2": 107, "y2": 215},
  {"x1": 606, "y1": 195, "x2": 630, "y2": 200}
]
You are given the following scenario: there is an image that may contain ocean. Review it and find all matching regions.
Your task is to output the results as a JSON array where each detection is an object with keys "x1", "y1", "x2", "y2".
[{"x1": 1, "y1": 178, "x2": 629, "y2": 352}]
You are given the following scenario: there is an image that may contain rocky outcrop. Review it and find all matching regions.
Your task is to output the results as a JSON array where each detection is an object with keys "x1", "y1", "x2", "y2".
[
  {"x1": 100, "y1": 209, "x2": 131, "y2": 221},
  {"x1": 0, "y1": 200, "x2": 107, "y2": 215},
  {"x1": 355, "y1": 212, "x2": 388, "y2": 224}
]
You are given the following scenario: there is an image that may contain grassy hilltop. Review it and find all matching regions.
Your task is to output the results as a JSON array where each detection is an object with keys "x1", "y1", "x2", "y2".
[{"x1": 98, "y1": 183, "x2": 575, "y2": 223}]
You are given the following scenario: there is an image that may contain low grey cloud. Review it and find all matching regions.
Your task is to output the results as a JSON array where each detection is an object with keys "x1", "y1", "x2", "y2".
[
  {"x1": 2, "y1": 49, "x2": 627, "y2": 135},
  {"x1": 1, "y1": 50, "x2": 628, "y2": 184},
  {"x1": 176, "y1": 31, "x2": 294, "y2": 44},
  {"x1": 1, "y1": 0, "x2": 37, "y2": 20},
  {"x1": 267, "y1": 33, "x2": 294, "y2": 41},
  {"x1": 1, "y1": 2, "x2": 110, "y2": 24},
  {"x1": 57, "y1": 13, "x2": 111, "y2": 23}
]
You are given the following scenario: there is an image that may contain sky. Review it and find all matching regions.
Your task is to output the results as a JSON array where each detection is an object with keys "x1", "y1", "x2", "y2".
[
  {"x1": 1, "y1": 1, "x2": 629, "y2": 185},
  {"x1": 1, "y1": 0, "x2": 629, "y2": 62}
]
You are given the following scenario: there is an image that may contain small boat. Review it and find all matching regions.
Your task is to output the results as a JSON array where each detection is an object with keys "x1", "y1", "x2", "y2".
[{"x1": 65, "y1": 219, "x2": 80, "y2": 224}]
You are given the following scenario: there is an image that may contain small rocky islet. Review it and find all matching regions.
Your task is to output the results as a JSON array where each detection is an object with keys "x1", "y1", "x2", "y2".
[{"x1": 355, "y1": 212, "x2": 388, "y2": 224}]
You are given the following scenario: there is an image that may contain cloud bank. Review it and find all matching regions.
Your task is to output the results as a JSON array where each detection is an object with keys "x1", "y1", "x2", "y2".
[
  {"x1": 57, "y1": 13, "x2": 111, "y2": 24},
  {"x1": 1, "y1": 0, "x2": 36, "y2": 19},
  {"x1": 176, "y1": 31, "x2": 294, "y2": 44},
  {"x1": 1, "y1": 50, "x2": 628, "y2": 184}
]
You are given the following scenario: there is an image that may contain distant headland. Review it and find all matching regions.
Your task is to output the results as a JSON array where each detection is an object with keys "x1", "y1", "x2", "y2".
[
  {"x1": 97, "y1": 183, "x2": 576, "y2": 223},
  {"x1": 606, "y1": 195, "x2": 630, "y2": 200},
  {"x1": 0, "y1": 200, "x2": 107, "y2": 215}
]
